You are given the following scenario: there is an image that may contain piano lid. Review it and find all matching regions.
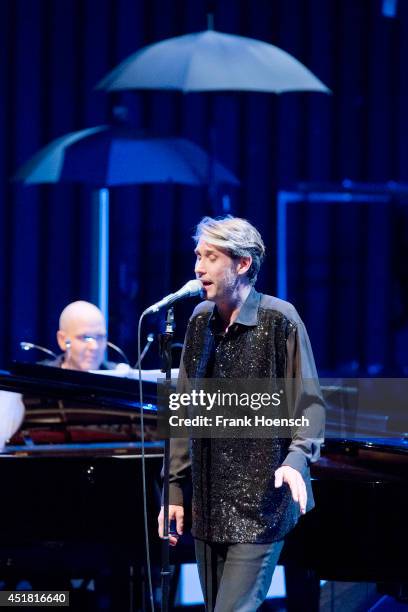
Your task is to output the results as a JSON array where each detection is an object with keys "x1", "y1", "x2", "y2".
[
  {"x1": 0, "y1": 362, "x2": 165, "y2": 451},
  {"x1": 0, "y1": 362, "x2": 159, "y2": 413}
]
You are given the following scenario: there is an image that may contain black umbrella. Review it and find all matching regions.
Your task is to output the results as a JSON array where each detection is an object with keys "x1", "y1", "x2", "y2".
[{"x1": 15, "y1": 124, "x2": 239, "y2": 319}]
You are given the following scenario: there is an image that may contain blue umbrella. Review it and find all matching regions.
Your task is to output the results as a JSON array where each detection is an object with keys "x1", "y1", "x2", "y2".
[
  {"x1": 97, "y1": 29, "x2": 330, "y2": 215},
  {"x1": 14, "y1": 125, "x2": 239, "y2": 186},
  {"x1": 97, "y1": 29, "x2": 330, "y2": 94},
  {"x1": 14, "y1": 125, "x2": 239, "y2": 319}
]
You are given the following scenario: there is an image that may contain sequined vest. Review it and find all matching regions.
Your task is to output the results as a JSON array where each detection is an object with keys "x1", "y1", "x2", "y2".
[{"x1": 182, "y1": 304, "x2": 301, "y2": 543}]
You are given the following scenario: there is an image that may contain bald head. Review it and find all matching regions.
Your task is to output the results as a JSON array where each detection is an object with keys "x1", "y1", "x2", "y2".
[
  {"x1": 59, "y1": 301, "x2": 106, "y2": 333},
  {"x1": 57, "y1": 301, "x2": 107, "y2": 371}
]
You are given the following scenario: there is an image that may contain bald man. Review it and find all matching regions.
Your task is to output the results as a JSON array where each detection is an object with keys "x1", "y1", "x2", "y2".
[
  {"x1": 0, "y1": 305, "x2": 106, "y2": 449},
  {"x1": 53, "y1": 300, "x2": 109, "y2": 371},
  {"x1": 0, "y1": 303, "x2": 107, "y2": 451}
]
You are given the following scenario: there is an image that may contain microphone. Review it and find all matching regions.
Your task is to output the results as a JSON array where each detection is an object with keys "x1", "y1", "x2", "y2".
[
  {"x1": 20, "y1": 342, "x2": 57, "y2": 359},
  {"x1": 134, "y1": 333, "x2": 154, "y2": 369},
  {"x1": 144, "y1": 279, "x2": 202, "y2": 315}
]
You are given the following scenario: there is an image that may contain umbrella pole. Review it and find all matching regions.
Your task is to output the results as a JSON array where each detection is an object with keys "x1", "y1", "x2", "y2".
[
  {"x1": 277, "y1": 190, "x2": 287, "y2": 299},
  {"x1": 207, "y1": 101, "x2": 218, "y2": 214},
  {"x1": 92, "y1": 188, "x2": 110, "y2": 322}
]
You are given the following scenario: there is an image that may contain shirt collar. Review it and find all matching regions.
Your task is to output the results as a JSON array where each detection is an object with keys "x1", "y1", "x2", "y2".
[{"x1": 209, "y1": 287, "x2": 261, "y2": 331}]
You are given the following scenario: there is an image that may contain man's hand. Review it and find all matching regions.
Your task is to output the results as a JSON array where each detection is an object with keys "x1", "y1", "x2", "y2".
[
  {"x1": 158, "y1": 504, "x2": 184, "y2": 546},
  {"x1": 275, "y1": 465, "x2": 307, "y2": 514}
]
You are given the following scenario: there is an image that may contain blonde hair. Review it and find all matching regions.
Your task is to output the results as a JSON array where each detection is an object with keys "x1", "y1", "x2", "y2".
[{"x1": 193, "y1": 216, "x2": 266, "y2": 285}]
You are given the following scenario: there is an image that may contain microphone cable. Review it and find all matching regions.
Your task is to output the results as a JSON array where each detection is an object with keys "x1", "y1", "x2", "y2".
[{"x1": 137, "y1": 308, "x2": 155, "y2": 612}]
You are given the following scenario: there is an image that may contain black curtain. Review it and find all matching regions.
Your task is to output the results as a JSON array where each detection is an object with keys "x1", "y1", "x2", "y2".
[{"x1": 0, "y1": 0, "x2": 407, "y2": 373}]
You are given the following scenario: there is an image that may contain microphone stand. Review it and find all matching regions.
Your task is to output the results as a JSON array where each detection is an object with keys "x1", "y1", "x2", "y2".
[{"x1": 158, "y1": 308, "x2": 174, "y2": 612}]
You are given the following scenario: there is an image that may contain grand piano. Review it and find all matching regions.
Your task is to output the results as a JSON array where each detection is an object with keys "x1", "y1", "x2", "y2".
[
  {"x1": 0, "y1": 364, "x2": 407, "y2": 609},
  {"x1": 0, "y1": 363, "x2": 165, "y2": 611},
  {"x1": 282, "y1": 380, "x2": 408, "y2": 605}
]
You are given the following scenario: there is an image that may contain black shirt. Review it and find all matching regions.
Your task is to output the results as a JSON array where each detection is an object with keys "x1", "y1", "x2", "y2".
[{"x1": 169, "y1": 288, "x2": 325, "y2": 543}]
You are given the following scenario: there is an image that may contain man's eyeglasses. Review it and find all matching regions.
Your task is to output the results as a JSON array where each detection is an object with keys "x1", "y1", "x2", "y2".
[{"x1": 74, "y1": 334, "x2": 107, "y2": 344}]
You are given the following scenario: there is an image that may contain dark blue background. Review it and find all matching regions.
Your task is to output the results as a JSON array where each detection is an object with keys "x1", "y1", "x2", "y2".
[{"x1": 0, "y1": 0, "x2": 407, "y2": 374}]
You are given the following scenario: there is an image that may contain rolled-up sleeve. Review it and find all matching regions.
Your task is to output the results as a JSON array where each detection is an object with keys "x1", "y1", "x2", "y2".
[{"x1": 282, "y1": 319, "x2": 325, "y2": 474}]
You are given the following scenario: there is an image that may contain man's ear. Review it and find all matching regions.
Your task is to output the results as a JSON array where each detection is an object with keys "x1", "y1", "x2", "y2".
[
  {"x1": 57, "y1": 330, "x2": 67, "y2": 352},
  {"x1": 237, "y1": 255, "x2": 252, "y2": 276}
]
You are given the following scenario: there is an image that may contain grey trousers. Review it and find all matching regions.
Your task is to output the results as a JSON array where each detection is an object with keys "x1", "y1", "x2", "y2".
[{"x1": 194, "y1": 539, "x2": 284, "y2": 612}]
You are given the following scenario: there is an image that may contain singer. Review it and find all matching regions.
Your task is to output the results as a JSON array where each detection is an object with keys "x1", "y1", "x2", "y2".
[{"x1": 158, "y1": 216, "x2": 325, "y2": 611}]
